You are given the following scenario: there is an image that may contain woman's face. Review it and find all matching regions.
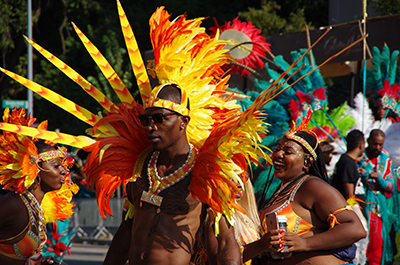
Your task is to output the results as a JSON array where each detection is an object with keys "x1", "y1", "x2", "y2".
[
  {"x1": 272, "y1": 137, "x2": 308, "y2": 183},
  {"x1": 377, "y1": 106, "x2": 386, "y2": 120},
  {"x1": 39, "y1": 157, "x2": 68, "y2": 192}
]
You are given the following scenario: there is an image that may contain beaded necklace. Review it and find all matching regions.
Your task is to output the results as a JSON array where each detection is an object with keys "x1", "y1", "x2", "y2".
[
  {"x1": 20, "y1": 191, "x2": 47, "y2": 250},
  {"x1": 141, "y1": 144, "x2": 197, "y2": 212},
  {"x1": 266, "y1": 173, "x2": 307, "y2": 208},
  {"x1": 147, "y1": 143, "x2": 197, "y2": 194},
  {"x1": 20, "y1": 194, "x2": 37, "y2": 229}
]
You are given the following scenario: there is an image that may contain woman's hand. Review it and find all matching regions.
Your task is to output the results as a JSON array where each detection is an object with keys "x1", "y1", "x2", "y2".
[
  {"x1": 259, "y1": 229, "x2": 282, "y2": 253},
  {"x1": 242, "y1": 228, "x2": 285, "y2": 262},
  {"x1": 279, "y1": 232, "x2": 307, "y2": 253}
]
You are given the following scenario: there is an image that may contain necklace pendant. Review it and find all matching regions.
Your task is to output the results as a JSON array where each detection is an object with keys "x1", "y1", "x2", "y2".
[
  {"x1": 141, "y1": 191, "x2": 163, "y2": 207},
  {"x1": 147, "y1": 143, "x2": 198, "y2": 194},
  {"x1": 152, "y1": 180, "x2": 161, "y2": 193}
]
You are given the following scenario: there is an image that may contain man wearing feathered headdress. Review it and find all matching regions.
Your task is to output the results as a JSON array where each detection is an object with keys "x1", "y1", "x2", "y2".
[
  {"x1": 103, "y1": 82, "x2": 242, "y2": 264},
  {"x1": 100, "y1": 5, "x2": 247, "y2": 264}
]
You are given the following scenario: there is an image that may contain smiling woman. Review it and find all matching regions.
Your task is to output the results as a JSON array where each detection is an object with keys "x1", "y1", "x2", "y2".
[
  {"x1": 0, "y1": 107, "x2": 78, "y2": 265},
  {"x1": 242, "y1": 111, "x2": 367, "y2": 265}
]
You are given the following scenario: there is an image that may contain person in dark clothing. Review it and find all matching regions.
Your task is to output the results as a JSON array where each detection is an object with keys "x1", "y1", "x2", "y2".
[{"x1": 331, "y1": 130, "x2": 365, "y2": 200}]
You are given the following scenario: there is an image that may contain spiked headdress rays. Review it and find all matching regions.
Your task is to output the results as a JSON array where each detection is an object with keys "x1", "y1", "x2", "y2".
[{"x1": 1, "y1": 2, "x2": 238, "y2": 217}]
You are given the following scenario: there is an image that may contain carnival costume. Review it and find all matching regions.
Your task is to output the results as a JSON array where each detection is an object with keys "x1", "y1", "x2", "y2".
[
  {"x1": 208, "y1": 17, "x2": 271, "y2": 78},
  {"x1": 0, "y1": 0, "x2": 321, "y2": 233},
  {"x1": 358, "y1": 149, "x2": 395, "y2": 265},
  {"x1": 261, "y1": 111, "x2": 357, "y2": 263},
  {"x1": 0, "y1": 107, "x2": 78, "y2": 261},
  {"x1": 38, "y1": 220, "x2": 73, "y2": 263},
  {"x1": 262, "y1": 176, "x2": 316, "y2": 236}
]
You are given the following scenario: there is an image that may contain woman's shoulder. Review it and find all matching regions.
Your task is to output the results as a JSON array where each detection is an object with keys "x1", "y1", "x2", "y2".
[
  {"x1": 0, "y1": 192, "x2": 26, "y2": 221},
  {"x1": 0, "y1": 192, "x2": 29, "y2": 238},
  {"x1": 0, "y1": 191, "x2": 21, "y2": 206},
  {"x1": 299, "y1": 175, "x2": 344, "y2": 200},
  {"x1": 302, "y1": 175, "x2": 329, "y2": 186}
]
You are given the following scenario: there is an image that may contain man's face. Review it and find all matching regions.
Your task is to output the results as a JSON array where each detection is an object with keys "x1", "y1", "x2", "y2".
[
  {"x1": 142, "y1": 107, "x2": 183, "y2": 151},
  {"x1": 367, "y1": 135, "x2": 384, "y2": 157}
]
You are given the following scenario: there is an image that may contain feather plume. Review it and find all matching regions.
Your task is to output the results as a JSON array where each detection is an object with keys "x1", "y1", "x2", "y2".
[
  {"x1": 42, "y1": 176, "x2": 79, "y2": 223},
  {"x1": 148, "y1": 7, "x2": 242, "y2": 150},
  {"x1": 191, "y1": 110, "x2": 269, "y2": 221},
  {"x1": 344, "y1": 92, "x2": 375, "y2": 135},
  {"x1": 83, "y1": 104, "x2": 149, "y2": 218}
]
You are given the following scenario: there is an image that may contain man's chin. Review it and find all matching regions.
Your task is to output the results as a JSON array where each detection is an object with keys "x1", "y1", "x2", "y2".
[
  {"x1": 151, "y1": 143, "x2": 164, "y2": 151},
  {"x1": 371, "y1": 151, "x2": 381, "y2": 157}
]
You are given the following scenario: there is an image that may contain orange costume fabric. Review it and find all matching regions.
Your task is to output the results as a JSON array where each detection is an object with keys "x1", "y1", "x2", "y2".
[
  {"x1": 0, "y1": 225, "x2": 41, "y2": 260},
  {"x1": 261, "y1": 177, "x2": 315, "y2": 236}
]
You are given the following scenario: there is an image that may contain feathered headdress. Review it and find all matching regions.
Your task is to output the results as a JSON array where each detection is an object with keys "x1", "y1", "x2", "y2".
[
  {"x1": 0, "y1": 1, "x2": 363, "y2": 227},
  {"x1": 365, "y1": 44, "x2": 399, "y2": 107},
  {"x1": 209, "y1": 17, "x2": 271, "y2": 77},
  {"x1": 377, "y1": 80, "x2": 400, "y2": 115},
  {"x1": 0, "y1": 107, "x2": 78, "y2": 222},
  {"x1": 0, "y1": 107, "x2": 67, "y2": 192},
  {"x1": 309, "y1": 104, "x2": 355, "y2": 149},
  {"x1": 284, "y1": 110, "x2": 317, "y2": 160},
  {"x1": 145, "y1": 7, "x2": 241, "y2": 149}
]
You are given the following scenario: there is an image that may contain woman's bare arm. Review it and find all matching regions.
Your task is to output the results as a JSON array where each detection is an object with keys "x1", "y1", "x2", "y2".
[{"x1": 282, "y1": 177, "x2": 366, "y2": 253}]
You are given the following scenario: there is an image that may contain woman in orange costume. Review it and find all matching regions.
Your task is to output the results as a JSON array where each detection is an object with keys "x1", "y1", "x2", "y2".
[
  {"x1": 0, "y1": 108, "x2": 76, "y2": 265},
  {"x1": 242, "y1": 112, "x2": 367, "y2": 264}
]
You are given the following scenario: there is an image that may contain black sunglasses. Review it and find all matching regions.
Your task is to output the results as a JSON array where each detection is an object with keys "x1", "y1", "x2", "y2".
[{"x1": 138, "y1": 112, "x2": 180, "y2": 127}]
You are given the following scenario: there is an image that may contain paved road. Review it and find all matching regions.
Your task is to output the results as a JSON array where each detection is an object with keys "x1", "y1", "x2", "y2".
[{"x1": 62, "y1": 243, "x2": 109, "y2": 265}]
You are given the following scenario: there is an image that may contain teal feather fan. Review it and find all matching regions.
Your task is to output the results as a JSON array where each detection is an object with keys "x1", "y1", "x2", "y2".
[{"x1": 365, "y1": 44, "x2": 400, "y2": 105}]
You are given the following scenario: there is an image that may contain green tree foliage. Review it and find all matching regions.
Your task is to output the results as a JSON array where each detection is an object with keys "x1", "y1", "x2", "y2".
[
  {"x1": 270, "y1": 0, "x2": 328, "y2": 28},
  {"x1": 0, "y1": 0, "x2": 36, "y2": 99},
  {"x1": 239, "y1": 1, "x2": 311, "y2": 36},
  {"x1": 371, "y1": 0, "x2": 400, "y2": 15}
]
